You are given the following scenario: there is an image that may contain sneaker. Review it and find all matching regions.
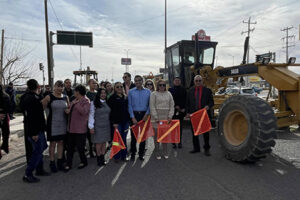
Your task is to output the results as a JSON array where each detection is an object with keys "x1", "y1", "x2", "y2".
[
  {"x1": 156, "y1": 156, "x2": 162, "y2": 160},
  {"x1": 164, "y1": 155, "x2": 169, "y2": 159},
  {"x1": 23, "y1": 175, "x2": 40, "y2": 183},
  {"x1": 178, "y1": 143, "x2": 182, "y2": 149},
  {"x1": 138, "y1": 156, "x2": 145, "y2": 161},
  {"x1": 64, "y1": 165, "x2": 72, "y2": 173},
  {"x1": 77, "y1": 163, "x2": 87, "y2": 169},
  {"x1": 172, "y1": 144, "x2": 177, "y2": 149}
]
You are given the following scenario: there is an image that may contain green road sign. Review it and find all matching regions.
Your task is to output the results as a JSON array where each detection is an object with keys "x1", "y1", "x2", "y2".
[{"x1": 56, "y1": 31, "x2": 93, "y2": 47}]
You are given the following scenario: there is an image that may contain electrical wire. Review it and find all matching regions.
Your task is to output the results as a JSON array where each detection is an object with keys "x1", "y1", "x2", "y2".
[{"x1": 48, "y1": 0, "x2": 79, "y2": 61}]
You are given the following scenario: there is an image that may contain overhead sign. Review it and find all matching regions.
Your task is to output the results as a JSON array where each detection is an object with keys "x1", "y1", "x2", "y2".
[
  {"x1": 56, "y1": 31, "x2": 93, "y2": 47},
  {"x1": 159, "y1": 68, "x2": 166, "y2": 73},
  {"x1": 121, "y1": 58, "x2": 131, "y2": 65},
  {"x1": 192, "y1": 29, "x2": 211, "y2": 41}
]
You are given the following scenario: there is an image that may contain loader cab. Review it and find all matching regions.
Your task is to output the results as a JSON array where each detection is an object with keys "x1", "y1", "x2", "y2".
[{"x1": 166, "y1": 30, "x2": 217, "y2": 88}]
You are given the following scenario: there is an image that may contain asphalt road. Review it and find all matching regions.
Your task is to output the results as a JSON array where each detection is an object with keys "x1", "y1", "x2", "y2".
[{"x1": 0, "y1": 117, "x2": 299, "y2": 200}]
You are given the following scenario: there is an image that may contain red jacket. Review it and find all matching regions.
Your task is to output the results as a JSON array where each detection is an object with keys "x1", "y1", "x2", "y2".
[{"x1": 68, "y1": 96, "x2": 90, "y2": 134}]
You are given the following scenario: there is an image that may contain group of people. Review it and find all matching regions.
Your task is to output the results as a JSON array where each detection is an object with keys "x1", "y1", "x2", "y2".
[{"x1": 14, "y1": 72, "x2": 214, "y2": 183}]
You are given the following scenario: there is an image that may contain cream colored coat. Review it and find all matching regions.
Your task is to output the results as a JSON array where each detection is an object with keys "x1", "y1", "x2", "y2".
[{"x1": 150, "y1": 91, "x2": 175, "y2": 128}]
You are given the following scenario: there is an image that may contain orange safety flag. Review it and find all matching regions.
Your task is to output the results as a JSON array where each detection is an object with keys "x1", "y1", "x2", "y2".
[
  {"x1": 110, "y1": 128, "x2": 126, "y2": 159},
  {"x1": 131, "y1": 116, "x2": 155, "y2": 143},
  {"x1": 190, "y1": 108, "x2": 212, "y2": 136},
  {"x1": 157, "y1": 120, "x2": 180, "y2": 143}
]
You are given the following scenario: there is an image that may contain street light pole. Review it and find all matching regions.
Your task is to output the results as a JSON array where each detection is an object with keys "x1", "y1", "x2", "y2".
[
  {"x1": 164, "y1": 0, "x2": 167, "y2": 79},
  {"x1": 124, "y1": 49, "x2": 130, "y2": 72}
]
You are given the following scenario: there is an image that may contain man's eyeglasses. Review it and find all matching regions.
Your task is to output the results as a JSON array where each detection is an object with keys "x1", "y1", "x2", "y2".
[
  {"x1": 123, "y1": 76, "x2": 128, "y2": 79},
  {"x1": 195, "y1": 80, "x2": 202, "y2": 82},
  {"x1": 159, "y1": 84, "x2": 166, "y2": 87},
  {"x1": 116, "y1": 86, "x2": 123, "y2": 89}
]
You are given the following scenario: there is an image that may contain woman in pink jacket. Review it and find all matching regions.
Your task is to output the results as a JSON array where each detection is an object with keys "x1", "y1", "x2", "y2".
[{"x1": 64, "y1": 85, "x2": 90, "y2": 172}]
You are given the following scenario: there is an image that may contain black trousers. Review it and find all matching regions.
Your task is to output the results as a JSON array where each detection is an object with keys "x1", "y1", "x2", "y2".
[
  {"x1": 130, "y1": 111, "x2": 146, "y2": 157},
  {"x1": 191, "y1": 123, "x2": 210, "y2": 151},
  {"x1": 1, "y1": 115, "x2": 10, "y2": 152},
  {"x1": 173, "y1": 112, "x2": 185, "y2": 145},
  {"x1": 66, "y1": 133, "x2": 87, "y2": 167},
  {"x1": 24, "y1": 124, "x2": 33, "y2": 163}
]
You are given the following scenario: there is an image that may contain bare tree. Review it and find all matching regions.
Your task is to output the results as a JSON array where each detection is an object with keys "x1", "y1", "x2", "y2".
[{"x1": 2, "y1": 40, "x2": 38, "y2": 86}]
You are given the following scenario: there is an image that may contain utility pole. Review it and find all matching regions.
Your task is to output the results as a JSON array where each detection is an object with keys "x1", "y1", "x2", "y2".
[
  {"x1": 44, "y1": 0, "x2": 54, "y2": 89},
  {"x1": 164, "y1": 0, "x2": 167, "y2": 79},
  {"x1": 281, "y1": 26, "x2": 295, "y2": 63},
  {"x1": 241, "y1": 17, "x2": 257, "y2": 64},
  {"x1": 0, "y1": 29, "x2": 4, "y2": 85}
]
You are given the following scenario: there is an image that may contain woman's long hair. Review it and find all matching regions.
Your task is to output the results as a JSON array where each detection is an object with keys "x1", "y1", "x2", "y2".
[
  {"x1": 94, "y1": 88, "x2": 106, "y2": 108},
  {"x1": 113, "y1": 82, "x2": 125, "y2": 96}
]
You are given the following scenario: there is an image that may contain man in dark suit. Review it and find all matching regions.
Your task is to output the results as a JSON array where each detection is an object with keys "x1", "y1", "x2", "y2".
[
  {"x1": 168, "y1": 77, "x2": 186, "y2": 149},
  {"x1": 122, "y1": 72, "x2": 136, "y2": 95},
  {"x1": 186, "y1": 75, "x2": 214, "y2": 156}
]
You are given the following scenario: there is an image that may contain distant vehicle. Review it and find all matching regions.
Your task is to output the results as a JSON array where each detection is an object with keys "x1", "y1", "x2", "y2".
[
  {"x1": 252, "y1": 86, "x2": 263, "y2": 94},
  {"x1": 224, "y1": 87, "x2": 256, "y2": 96},
  {"x1": 240, "y1": 87, "x2": 257, "y2": 96}
]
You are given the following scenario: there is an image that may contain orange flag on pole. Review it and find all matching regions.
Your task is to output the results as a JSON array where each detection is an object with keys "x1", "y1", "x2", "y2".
[
  {"x1": 131, "y1": 116, "x2": 155, "y2": 143},
  {"x1": 110, "y1": 128, "x2": 126, "y2": 159},
  {"x1": 190, "y1": 108, "x2": 212, "y2": 136},
  {"x1": 157, "y1": 120, "x2": 180, "y2": 143}
]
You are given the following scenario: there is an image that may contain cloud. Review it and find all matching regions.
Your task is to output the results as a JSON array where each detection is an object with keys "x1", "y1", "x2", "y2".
[{"x1": 0, "y1": 0, "x2": 299, "y2": 85}]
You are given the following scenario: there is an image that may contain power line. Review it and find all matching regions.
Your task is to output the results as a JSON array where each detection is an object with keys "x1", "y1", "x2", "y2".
[
  {"x1": 48, "y1": 0, "x2": 79, "y2": 61},
  {"x1": 281, "y1": 26, "x2": 295, "y2": 63},
  {"x1": 241, "y1": 17, "x2": 257, "y2": 64},
  {"x1": 4, "y1": 36, "x2": 43, "y2": 43}
]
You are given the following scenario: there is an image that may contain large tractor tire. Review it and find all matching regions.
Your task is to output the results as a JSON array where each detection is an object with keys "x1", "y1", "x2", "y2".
[{"x1": 217, "y1": 95, "x2": 277, "y2": 162}]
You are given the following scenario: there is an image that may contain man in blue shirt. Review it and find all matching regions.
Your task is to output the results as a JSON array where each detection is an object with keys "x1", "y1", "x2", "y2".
[{"x1": 128, "y1": 75, "x2": 151, "y2": 161}]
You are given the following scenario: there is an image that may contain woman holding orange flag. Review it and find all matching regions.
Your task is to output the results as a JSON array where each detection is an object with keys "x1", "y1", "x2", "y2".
[
  {"x1": 150, "y1": 79, "x2": 174, "y2": 160},
  {"x1": 108, "y1": 82, "x2": 130, "y2": 162}
]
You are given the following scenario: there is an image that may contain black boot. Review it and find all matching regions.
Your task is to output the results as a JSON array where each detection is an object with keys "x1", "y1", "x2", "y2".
[
  {"x1": 49, "y1": 161, "x2": 58, "y2": 173},
  {"x1": 97, "y1": 156, "x2": 101, "y2": 166},
  {"x1": 57, "y1": 159, "x2": 64, "y2": 171},
  {"x1": 97, "y1": 155, "x2": 106, "y2": 167},
  {"x1": 100, "y1": 155, "x2": 107, "y2": 166}
]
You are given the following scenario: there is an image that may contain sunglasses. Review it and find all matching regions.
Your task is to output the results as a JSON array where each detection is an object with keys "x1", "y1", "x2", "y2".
[
  {"x1": 159, "y1": 84, "x2": 166, "y2": 87},
  {"x1": 123, "y1": 76, "x2": 128, "y2": 79},
  {"x1": 146, "y1": 83, "x2": 153, "y2": 86},
  {"x1": 195, "y1": 80, "x2": 202, "y2": 82},
  {"x1": 135, "y1": 79, "x2": 142, "y2": 82},
  {"x1": 116, "y1": 86, "x2": 123, "y2": 89}
]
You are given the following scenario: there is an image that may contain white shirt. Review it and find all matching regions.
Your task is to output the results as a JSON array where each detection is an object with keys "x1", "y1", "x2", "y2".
[{"x1": 88, "y1": 100, "x2": 106, "y2": 129}]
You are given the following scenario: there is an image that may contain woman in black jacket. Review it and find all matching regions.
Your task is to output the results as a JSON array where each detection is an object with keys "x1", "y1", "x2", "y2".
[{"x1": 108, "y1": 82, "x2": 130, "y2": 161}]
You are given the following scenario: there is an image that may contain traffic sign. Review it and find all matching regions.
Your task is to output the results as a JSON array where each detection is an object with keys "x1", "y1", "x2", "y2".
[{"x1": 121, "y1": 58, "x2": 131, "y2": 65}]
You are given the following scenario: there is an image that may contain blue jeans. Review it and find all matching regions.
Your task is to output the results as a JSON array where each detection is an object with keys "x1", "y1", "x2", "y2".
[
  {"x1": 114, "y1": 121, "x2": 129, "y2": 160},
  {"x1": 25, "y1": 131, "x2": 48, "y2": 176}
]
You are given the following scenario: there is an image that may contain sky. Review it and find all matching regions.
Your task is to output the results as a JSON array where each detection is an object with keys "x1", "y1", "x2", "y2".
[{"x1": 0, "y1": 0, "x2": 300, "y2": 84}]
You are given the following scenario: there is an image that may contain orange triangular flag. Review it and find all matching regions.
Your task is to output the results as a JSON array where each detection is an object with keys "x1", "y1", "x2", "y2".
[
  {"x1": 131, "y1": 116, "x2": 155, "y2": 143},
  {"x1": 157, "y1": 120, "x2": 180, "y2": 143},
  {"x1": 190, "y1": 108, "x2": 212, "y2": 136},
  {"x1": 110, "y1": 128, "x2": 126, "y2": 159}
]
